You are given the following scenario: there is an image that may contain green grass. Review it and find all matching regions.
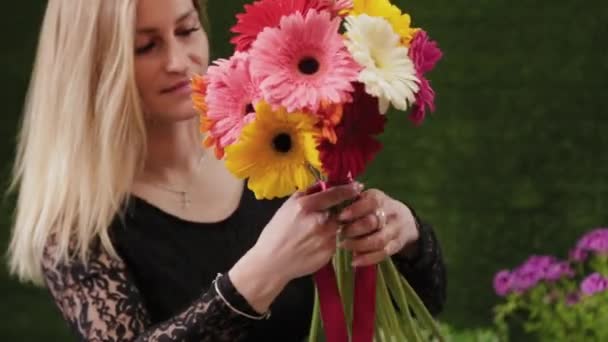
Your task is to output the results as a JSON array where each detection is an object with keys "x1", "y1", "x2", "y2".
[{"x1": 1, "y1": 0, "x2": 607, "y2": 340}]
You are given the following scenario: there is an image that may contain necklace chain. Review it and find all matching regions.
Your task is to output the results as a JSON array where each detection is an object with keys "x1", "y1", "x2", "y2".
[{"x1": 147, "y1": 153, "x2": 207, "y2": 209}]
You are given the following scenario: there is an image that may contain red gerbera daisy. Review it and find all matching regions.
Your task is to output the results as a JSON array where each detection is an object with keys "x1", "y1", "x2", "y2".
[
  {"x1": 230, "y1": 0, "x2": 339, "y2": 52},
  {"x1": 318, "y1": 83, "x2": 386, "y2": 182}
]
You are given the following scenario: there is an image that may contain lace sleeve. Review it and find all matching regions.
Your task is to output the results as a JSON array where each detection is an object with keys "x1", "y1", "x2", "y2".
[
  {"x1": 42, "y1": 239, "x2": 258, "y2": 342},
  {"x1": 391, "y1": 209, "x2": 447, "y2": 317}
]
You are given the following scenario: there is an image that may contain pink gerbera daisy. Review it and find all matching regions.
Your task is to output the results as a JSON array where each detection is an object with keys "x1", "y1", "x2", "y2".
[
  {"x1": 204, "y1": 52, "x2": 259, "y2": 158},
  {"x1": 249, "y1": 10, "x2": 360, "y2": 113},
  {"x1": 408, "y1": 30, "x2": 442, "y2": 125},
  {"x1": 409, "y1": 30, "x2": 442, "y2": 75},
  {"x1": 320, "y1": 0, "x2": 353, "y2": 13},
  {"x1": 230, "y1": 0, "x2": 345, "y2": 52},
  {"x1": 410, "y1": 77, "x2": 435, "y2": 126}
]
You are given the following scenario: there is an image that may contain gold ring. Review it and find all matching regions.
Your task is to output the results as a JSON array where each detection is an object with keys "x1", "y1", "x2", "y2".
[{"x1": 375, "y1": 208, "x2": 387, "y2": 230}]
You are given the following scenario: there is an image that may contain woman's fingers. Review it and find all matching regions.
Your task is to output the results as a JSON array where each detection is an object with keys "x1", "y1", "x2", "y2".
[
  {"x1": 298, "y1": 182, "x2": 363, "y2": 212},
  {"x1": 351, "y1": 250, "x2": 386, "y2": 267},
  {"x1": 348, "y1": 231, "x2": 402, "y2": 267},
  {"x1": 338, "y1": 189, "x2": 383, "y2": 222},
  {"x1": 340, "y1": 224, "x2": 397, "y2": 254},
  {"x1": 340, "y1": 214, "x2": 379, "y2": 239}
]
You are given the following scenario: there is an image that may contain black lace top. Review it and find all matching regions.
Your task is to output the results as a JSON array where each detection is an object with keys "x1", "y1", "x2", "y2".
[{"x1": 42, "y1": 187, "x2": 446, "y2": 341}]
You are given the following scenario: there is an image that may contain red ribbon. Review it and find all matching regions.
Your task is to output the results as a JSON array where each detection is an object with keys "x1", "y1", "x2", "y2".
[
  {"x1": 314, "y1": 263, "x2": 349, "y2": 342},
  {"x1": 307, "y1": 180, "x2": 377, "y2": 342},
  {"x1": 312, "y1": 263, "x2": 377, "y2": 342},
  {"x1": 352, "y1": 265, "x2": 377, "y2": 342}
]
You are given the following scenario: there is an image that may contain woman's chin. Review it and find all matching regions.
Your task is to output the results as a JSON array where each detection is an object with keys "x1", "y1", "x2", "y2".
[
  {"x1": 150, "y1": 106, "x2": 198, "y2": 123},
  {"x1": 171, "y1": 110, "x2": 198, "y2": 122}
]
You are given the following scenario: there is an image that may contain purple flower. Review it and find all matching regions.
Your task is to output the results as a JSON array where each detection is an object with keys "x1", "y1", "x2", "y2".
[
  {"x1": 522, "y1": 255, "x2": 555, "y2": 275},
  {"x1": 586, "y1": 234, "x2": 608, "y2": 253},
  {"x1": 493, "y1": 270, "x2": 512, "y2": 296},
  {"x1": 574, "y1": 228, "x2": 608, "y2": 257},
  {"x1": 495, "y1": 255, "x2": 575, "y2": 296},
  {"x1": 524, "y1": 255, "x2": 557, "y2": 269},
  {"x1": 511, "y1": 265, "x2": 543, "y2": 293},
  {"x1": 580, "y1": 272, "x2": 608, "y2": 296},
  {"x1": 569, "y1": 247, "x2": 588, "y2": 262},
  {"x1": 545, "y1": 261, "x2": 575, "y2": 282},
  {"x1": 509, "y1": 255, "x2": 557, "y2": 292},
  {"x1": 523, "y1": 255, "x2": 554, "y2": 271},
  {"x1": 565, "y1": 292, "x2": 580, "y2": 306}
]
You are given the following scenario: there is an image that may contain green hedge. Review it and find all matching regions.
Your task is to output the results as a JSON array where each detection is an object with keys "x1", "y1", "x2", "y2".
[{"x1": 1, "y1": 0, "x2": 607, "y2": 340}]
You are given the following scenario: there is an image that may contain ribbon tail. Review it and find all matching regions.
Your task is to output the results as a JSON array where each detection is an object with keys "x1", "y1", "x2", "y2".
[
  {"x1": 352, "y1": 264, "x2": 378, "y2": 342},
  {"x1": 313, "y1": 262, "x2": 349, "y2": 342}
]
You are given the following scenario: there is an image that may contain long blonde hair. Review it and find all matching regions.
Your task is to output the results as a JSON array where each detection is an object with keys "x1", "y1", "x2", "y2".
[{"x1": 8, "y1": 0, "x2": 209, "y2": 285}]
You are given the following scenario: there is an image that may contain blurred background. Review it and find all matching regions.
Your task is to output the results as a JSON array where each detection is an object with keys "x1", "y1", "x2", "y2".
[{"x1": 1, "y1": 0, "x2": 607, "y2": 340}]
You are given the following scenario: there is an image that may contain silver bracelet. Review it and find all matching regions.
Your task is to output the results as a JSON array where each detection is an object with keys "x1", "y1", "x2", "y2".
[{"x1": 212, "y1": 273, "x2": 271, "y2": 321}]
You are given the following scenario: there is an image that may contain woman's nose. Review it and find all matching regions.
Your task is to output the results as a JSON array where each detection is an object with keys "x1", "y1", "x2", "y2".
[{"x1": 164, "y1": 40, "x2": 188, "y2": 74}]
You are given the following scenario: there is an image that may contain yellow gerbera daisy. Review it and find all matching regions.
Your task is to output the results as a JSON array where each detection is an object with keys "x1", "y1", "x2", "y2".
[
  {"x1": 348, "y1": 0, "x2": 418, "y2": 46},
  {"x1": 224, "y1": 101, "x2": 322, "y2": 200}
]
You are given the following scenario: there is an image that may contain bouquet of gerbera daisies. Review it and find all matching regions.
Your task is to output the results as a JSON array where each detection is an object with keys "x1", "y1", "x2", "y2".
[{"x1": 192, "y1": 0, "x2": 444, "y2": 341}]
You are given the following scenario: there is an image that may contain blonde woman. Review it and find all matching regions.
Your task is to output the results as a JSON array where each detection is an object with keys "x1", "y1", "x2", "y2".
[{"x1": 7, "y1": 0, "x2": 446, "y2": 341}]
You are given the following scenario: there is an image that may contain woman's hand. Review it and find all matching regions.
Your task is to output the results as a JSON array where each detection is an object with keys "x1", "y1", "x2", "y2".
[
  {"x1": 338, "y1": 189, "x2": 420, "y2": 267},
  {"x1": 229, "y1": 182, "x2": 363, "y2": 313},
  {"x1": 255, "y1": 182, "x2": 364, "y2": 280}
]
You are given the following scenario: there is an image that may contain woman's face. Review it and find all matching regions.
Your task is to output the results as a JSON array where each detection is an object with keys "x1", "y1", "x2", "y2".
[{"x1": 134, "y1": 0, "x2": 209, "y2": 122}]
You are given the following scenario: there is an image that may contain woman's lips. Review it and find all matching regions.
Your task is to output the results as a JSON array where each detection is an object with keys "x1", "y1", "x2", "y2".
[{"x1": 161, "y1": 80, "x2": 191, "y2": 94}]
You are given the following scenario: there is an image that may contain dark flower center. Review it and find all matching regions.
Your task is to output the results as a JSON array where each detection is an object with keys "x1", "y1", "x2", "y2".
[
  {"x1": 272, "y1": 133, "x2": 292, "y2": 153},
  {"x1": 298, "y1": 57, "x2": 320, "y2": 75},
  {"x1": 244, "y1": 103, "x2": 255, "y2": 113}
]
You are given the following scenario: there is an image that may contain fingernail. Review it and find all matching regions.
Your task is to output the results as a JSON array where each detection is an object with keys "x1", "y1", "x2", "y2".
[
  {"x1": 351, "y1": 259, "x2": 360, "y2": 267},
  {"x1": 354, "y1": 182, "x2": 364, "y2": 192},
  {"x1": 339, "y1": 210, "x2": 350, "y2": 221}
]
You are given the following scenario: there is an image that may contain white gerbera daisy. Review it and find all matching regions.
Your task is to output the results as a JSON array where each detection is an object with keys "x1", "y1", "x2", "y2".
[{"x1": 344, "y1": 14, "x2": 420, "y2": 113}]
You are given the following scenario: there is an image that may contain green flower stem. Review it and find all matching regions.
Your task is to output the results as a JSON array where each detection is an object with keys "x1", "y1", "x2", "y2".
[
  {"x1": 374, "y1": 325, "x2": 383, "y2": 342},
  {"x1": 400, "y1": 277, "x2": 444, "y2": 340},
  {"x1": 303, "y1": 169, "x2": 440, "y2": 341},
  {"x1": 307, "y1": 164, "x2": 324, "y2": 184},
  {"x1": 380, "y1": 262, "x2": 418, "y2": 341},
  {"x1": 375, "y1": 273, "x2": 391, "y2": 342},
  {"x1": 385, "y1": 260, "x2": 444, "y2": 340},
  {"x1": 308, "y1": 288, "x2": 321, "y2": 342},
  {"x1": 335, "y1": 249, "x2": 344, "y2": 294},
  {"x1": 377, "y1": 270, "x2": 410, "y2": 341},
  {"x1": 334, "y1": 248, "x2": 352, "y2": 340}
]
